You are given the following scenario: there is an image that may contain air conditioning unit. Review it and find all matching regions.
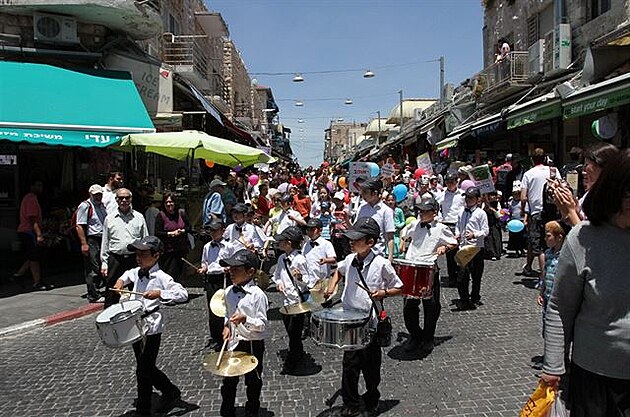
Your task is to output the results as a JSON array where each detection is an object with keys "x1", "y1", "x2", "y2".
[
  {"x1": 33, "y1": 13, "x2": 79, "y2": 44},
  {"x1": 543, "y1": 23, "x2": 571, "y2": 75},
  {"x1": 528, "y1": 39, "x2": 545, "y2": 75}
]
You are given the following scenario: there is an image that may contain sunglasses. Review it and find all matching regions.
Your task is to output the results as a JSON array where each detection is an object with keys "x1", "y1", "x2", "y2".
[{"x1": 117, "y1": 195, "x2": 131, "y2": 200}]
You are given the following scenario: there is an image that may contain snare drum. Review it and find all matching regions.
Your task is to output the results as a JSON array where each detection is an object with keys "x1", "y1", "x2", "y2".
[
  {"x1": 392, "y1": 259, "x2": 434, "y2": 299},
  {"x1": 311, "y1": 306, "x2": 372, "y2": 351},
  {"x1": 96, "y1": 300, "x2": 146, "y2": 348}
]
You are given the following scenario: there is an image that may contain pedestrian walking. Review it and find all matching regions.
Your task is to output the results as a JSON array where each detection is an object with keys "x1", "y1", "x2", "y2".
[{"x1": 154, "y1": 193, "x2": 191, "y2": 282}]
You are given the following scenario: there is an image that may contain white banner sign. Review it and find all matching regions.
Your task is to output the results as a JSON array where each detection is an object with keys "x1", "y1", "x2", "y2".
[{"x1": 468, "y1": 164, "x2": 495, "y2": 194}]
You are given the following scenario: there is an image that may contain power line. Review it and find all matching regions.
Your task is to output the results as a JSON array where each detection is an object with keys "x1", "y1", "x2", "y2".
[{"x1": 251, "y1": 58, "x2": 440, "y2": 76}]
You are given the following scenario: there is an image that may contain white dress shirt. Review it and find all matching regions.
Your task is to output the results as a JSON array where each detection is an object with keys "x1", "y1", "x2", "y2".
[
  {"x1": 273, "y1": 250, "x2": 316, "y2": 305},
  {"x1": 201, "y1": 239, "x2": 237, "y2": 275},
  {"x1": 438, "y1": 188, "x2": 465, "y2": 224},
  {"x1": 355, "y1": 201, "x2": 396, "y2": 255},
  {"x1": 223, "y1": 222, "x2": 265, "y2": 251},
  {"x1": 101, "y1": 209, "x2": 148, "y2": 265},
  {"x1": 338, "y1": 251, "x2": 403, "y2": 317},
  {"x1": 302, "y1": 236, "x2": 336, "y2": 281},
  {"x1": 455, "y1": 206, "x2": 489, "y2": 248},
  {"x1": 118, "y1": 263, "x2": 188, "y2": 335},
  {"x1": 224, "y1": 279, "x2": 268, "y2": 351},
  {"x1": 269, "y1": 209, "x2": 304, "y2": 235},
  {"x1": 101, "y1": 184, "x2": 117, "y2": 215},
  {"x1": 404, "y1": 221, "x2": 457, "y2": 265}
]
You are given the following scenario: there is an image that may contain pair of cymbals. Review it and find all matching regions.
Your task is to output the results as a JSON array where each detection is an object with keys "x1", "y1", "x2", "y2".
[
  {"x1": 279, "y1": 301, "x2": 315, "y2": 315},
  {"x1": 210, "y1": 289, "x2": 226, "y2": 317},
  {"x1": 455, "y1": 245, "x2": 481, "y2": 267},
  {"x1": 309, "y1": 278, "x2": 337, "y2": 304},
  {"x1": 203, "y1": 351, "x2": 258, "y2": 377}
]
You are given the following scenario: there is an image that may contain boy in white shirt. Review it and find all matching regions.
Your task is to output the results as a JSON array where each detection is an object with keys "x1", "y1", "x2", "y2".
[
  {"x1": 224, "y1": 203, "x2": 264, "y2": 253},
  {"x1": 455, "y1": 187, "x2": 489, "y2": 311},
  {"x1": 401, "y1": 195, "x2": 457, "y2": 353},
  {"x1": 324, "y1": 218, "x2": 403, "y2": 417}
]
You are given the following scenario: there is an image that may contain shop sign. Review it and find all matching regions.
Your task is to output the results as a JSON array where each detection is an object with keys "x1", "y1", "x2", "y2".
[
  {"x1": 507, "y1": 103, "x2": 561, "y2": 129},
  {"x1": 348, "y1": 162, "x2": 377, "y2": 192},
  {"x1": 104, "y1": 53, "x2": 173, "y2": 116},
  {"x1": 0, "y1": 127, "x2": 122, "y2": 147},
  {"x1": 468, "y1": 164, "x2": 495, "y2": 194},
  {"x1": 563, "y1": 86, "x2": 630, "y2": 119}
]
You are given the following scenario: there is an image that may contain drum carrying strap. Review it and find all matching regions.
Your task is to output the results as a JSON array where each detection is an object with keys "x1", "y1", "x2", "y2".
[
  {"x1": 141, "y1": 306, "x2": 160, "y2": 319},
  {"x1": 352, "y1": 258, "x2": 385, "y2": 318},
  {"x1": 282, "y1": 258, "x2": 307, "y2": 303}
]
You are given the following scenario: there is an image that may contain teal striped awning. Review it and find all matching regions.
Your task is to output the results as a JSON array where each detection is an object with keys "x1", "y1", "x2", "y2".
[{"x1": 0, "y1": 61, "x2": 154, "y2": 147}]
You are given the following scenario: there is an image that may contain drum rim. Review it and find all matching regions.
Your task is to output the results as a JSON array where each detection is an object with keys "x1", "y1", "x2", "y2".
[
  {"x1": 392, "y1": 259, "x2": 434, "y2": 267},
  {"x1": 312, "y1": 307, "x2": 370, "y2": 322},
  {"x1": 95, "y1": 300, "x2": 144, "y2": 323}
]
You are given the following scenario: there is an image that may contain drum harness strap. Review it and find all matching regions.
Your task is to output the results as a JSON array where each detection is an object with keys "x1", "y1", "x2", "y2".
[
  {"x1": 137, "y1": 306, "x2": 160, "y2": 352},
  {"x1": 282, "y1": 257, "x2": 307, "y2": 303},
  {"x1": 352, "y1": 258, "x2": 385, "y2": 324}
]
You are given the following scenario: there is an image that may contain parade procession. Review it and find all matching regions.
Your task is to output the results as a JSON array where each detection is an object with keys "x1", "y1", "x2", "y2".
[{"x1": 0, "y1": 1, "x2": 629, "y2": 417}]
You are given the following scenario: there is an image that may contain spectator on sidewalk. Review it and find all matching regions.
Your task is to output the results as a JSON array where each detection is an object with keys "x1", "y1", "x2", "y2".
[
  {"x1": 154, "y1": 193, "x2": 191, "y2": 282},
  {"x1": 75, "y1": 184, "x2": 107, "y2": 303},
  {"x1": 144, "y1": 192, "x2": 162, "y2": 236},
  {"x1": 202, "y1": 178, "x2": 227, "y2": 225},
  {"x1": 102, "y1": 171, "x2": 124, "y2": 215}
]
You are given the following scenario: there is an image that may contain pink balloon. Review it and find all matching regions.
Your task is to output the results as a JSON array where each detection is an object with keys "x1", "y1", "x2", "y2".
[
  {"x1": 249, "y1": 174, "x2": 259, "y2": 186},
  {"x1": 460, "y1": 179, "x2": 475, "y2": 192}
]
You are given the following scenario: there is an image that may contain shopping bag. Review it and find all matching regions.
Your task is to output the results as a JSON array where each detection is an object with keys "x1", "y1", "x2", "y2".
[
  {"x1": 519, "y1": 380, "x2": 556, "y2": 417},
  {"x1": 549, "y1": 392, "x2": 570, "y2": 417}
]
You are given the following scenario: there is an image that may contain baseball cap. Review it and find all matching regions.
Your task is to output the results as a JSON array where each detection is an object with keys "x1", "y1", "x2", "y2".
[
  {"x1": 88, "y1": 184, "x2": 103, "y2": 194},
  {"x1": 333, "y1": 191, "x2": 345, "y2": 200},
  {"x1": 219, "y1": 249, "x2": 259, "y2": 269},
  {"x1": 274, "y1": 226, "x2": 304, "y2": 242},
  {"x1": 344, "y1": 217, "x2": 380, "y2": 241},
  {"x1": 151, "y1": 192, "x2": 163, "y2": 202},
  {"x1": 231, "y1": 203, "x2": 248, "y2": 214},
  {"x1": 415, "y1": 193, "x2": 439, "y2": 211},
  {"x1": 361, "y1": 178, "x2": 383, "y2": 191},
  {"x1": 306, "y1": 218, "x2": 323, "y2": 229},
  {"x1": 464, "y1": 187, "x2": 481, "y2": 199},
  {"x1": 205, "y1": 220, "x2": 225, "y2": 231},
  {"x1": 505, "y1": 153, "x2": 513, "y2": 161},
  {"x1": 210, "y1": 178, "x2": 227, "y2": 188},
  {"x1": 512, "y1": 180, "x2": 522, "y2": 193},
  {"x1": 445, "y1": 173, "x2": 458, "y2": 182},
  {"x1": 127, "y1": 236, "x2": 164, "y2": 252}
]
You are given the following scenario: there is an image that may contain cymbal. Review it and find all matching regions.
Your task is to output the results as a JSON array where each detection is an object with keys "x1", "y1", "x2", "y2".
[
  {"x1": 309, "y1": 279, "x2": 337, "y2": 304},
  {"x1": 203, "y1": 351, "x2": 258, "y2": 377},
  {"x1": 279, "y1": 301, "x2": 314, "y2": 315},
  {"x1": 210, "y1": 289, "x2": 226, "y2": 317},
  {"x1": 455, "y1": 245, "x2": 481, "y2": 268}
]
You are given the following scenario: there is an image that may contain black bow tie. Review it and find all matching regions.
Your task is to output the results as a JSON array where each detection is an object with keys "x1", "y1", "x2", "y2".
[
  {"x1": 310, "y1": 240, "x2": 319, "y2": 247},
  {"x1": 138, "y1": 269, "x2": 150, "y2": 279},
  {"x1": 351, "y1": 258, "x2": 364, "y2": 271},
  {"x1": 233, "y1": 285, "x2": 246, "y2": 294},
  {"x1": 235, "y1": 225, "x2": 243, "y2": 232},
  {"x1": 465, "y1": 207, "x2": 473, "y2": 213},
  {"x1": 420, "y1": 222, "x2": 432, "y2": 229},
  {"x1": 211, "y1": 241, "x2": 220, "y2": 248}
]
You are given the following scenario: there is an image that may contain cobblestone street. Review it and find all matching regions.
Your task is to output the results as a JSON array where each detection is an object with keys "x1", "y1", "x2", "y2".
[{"x1": 0, "y1": 256, "x2": 544, "y2": 417}]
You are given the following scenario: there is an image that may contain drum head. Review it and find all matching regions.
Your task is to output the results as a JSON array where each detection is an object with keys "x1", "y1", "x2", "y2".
[
  {"x1": 96, "y1": 300, "x2": 143, "y2": 323},
  {"x1": 314, "y1": 306, "x2": 369, "y2": 323}
]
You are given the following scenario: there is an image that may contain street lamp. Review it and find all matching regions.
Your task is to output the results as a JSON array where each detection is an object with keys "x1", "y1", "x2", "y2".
[
  {"x1": 292, "y1": 73, "x2": 304, "y2": 82},
  {"x1": 363, "y1": 70, "x2": 375, "y2": 78},
  {"x1": 344, "y1": 98, "x2": 353, "y2": 105}
]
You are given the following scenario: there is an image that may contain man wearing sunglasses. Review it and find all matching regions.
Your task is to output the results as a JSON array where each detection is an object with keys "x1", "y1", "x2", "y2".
[{"x1": 101, "y1": 188, "x2": 148, "y2": 307}]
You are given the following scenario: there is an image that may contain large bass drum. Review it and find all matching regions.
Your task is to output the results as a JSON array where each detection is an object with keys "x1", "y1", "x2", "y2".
[
  {"x1": 310, "y1": 306, "x2": 372, "y2": 351},
  {"x1": 96, "y1": 300, "x2": 146, "y2": 348}
]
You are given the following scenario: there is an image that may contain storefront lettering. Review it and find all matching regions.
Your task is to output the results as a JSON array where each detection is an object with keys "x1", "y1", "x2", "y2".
[
  {"x1": 23, "y1": 132, "x2": 63, "y2": 140},
  {"x1": 0, "y1": 131, "x2": 19, "y2": 137},
  {"x1": 84, "y1": 134, "x2": 120, "y2": 144}
]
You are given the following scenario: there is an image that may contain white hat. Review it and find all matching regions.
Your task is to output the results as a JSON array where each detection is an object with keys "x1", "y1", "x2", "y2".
[
  {"x1": 88, "y1": 184, "x2": 103, "y2": 194},
  {"x1": 333, "y1": 191, "x2": 345, "y2": 200},
  {"x1": 512, "y1": 180, "x2": 522, "y2": 193}
]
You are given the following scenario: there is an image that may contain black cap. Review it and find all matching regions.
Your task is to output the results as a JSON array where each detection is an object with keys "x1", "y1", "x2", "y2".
[
  {"x1": 445, "y1": 173, "x2": 458, "y2": 182},
  {"x1": 305, "y1": 218, "x2": 323, "y2": 229},
  {"x1": 464, "y1": 187, "x2": 481, "y2": 199},
  {"x1": 219, "y1": 249, "x2": 259, "y2": 269},
  {"x1": 415, "y1": 193, "x2": 439, "y2": 211},
  {"x1": 279, "y1": 193, "x2": 293, "y2": 203},
  {"x1": 274, "y1": 226, "x2": 303, "y2": 242},
  {"x1": 344, "y1": 217, "x2": 381, "y2": 240},
  {"x1": 205, "y1": 220, "x2": 225, "y2": 231},
  {"x1": 361, "y1": 178, "x2": 383, "y2": 192},
  {"x1": 231, "y1": 203, "x2": 248, "y2": 214},
  {"x1": 127, "y1": 236, "x2": 164, "y2": 252}
]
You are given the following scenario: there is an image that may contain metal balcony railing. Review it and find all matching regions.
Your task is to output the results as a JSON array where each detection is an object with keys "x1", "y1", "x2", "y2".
[
  {"x1": 161, "y1": 35, "x2": 209, "y2": 81},
  {"x1": 144, "y1": 0, "x2": 160, "y2": 13},
  {"x1": 476, "y1": 51, "x2": 529, "y2": 93}
]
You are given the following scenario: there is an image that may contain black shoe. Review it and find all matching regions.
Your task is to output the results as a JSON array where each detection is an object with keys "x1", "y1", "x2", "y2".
[
  {"x1": 157, "y1": 388, "x2": 181, "y2": 412},
  {"x1": 472, "y1": 299, "x2": 484, "y2": 306},
  {"x1": 33, "y1": 282, "x2": 53, "y2": 291},
  {"x1": 402, "y1": 338, "x2": 420, "y2": 352},
  {"x1": 419, "y1": 339, "x2": 435, "y2": 353},
  {"x1": 454, "y1": 300, "x2": 476, "y2": 311},
  {"x1": 339, "y1": 405, "x2": 361, "y2": 417}
]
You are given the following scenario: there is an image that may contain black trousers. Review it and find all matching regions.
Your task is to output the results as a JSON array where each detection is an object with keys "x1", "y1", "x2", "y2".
[
  {"x1": 104, "y1": 253, "x2": 137, "y2": 308},
  {"x1": 132, "y1": 334, "x2": 179, "y2": 413},
  {"x1": 282, "y1": 312, "x2": 305, "y2": 362},
  {"x1": 342, "y1": 342, "x2": 382, "y2": 410},
  {"x1": 83, "y1": 236, "x2": 102, "y2": 301},
  {"x1": 220, "y1": 340, "x2": 265, "y2": 417},
  {"x1": 403, "y1": 270, "x2": 441, "y2": 342},
  {"x1": 569, "y1": 363, "x2": 630, "y2": 417},
  {"x1": 204, "y1": 273, "x2": 226, "y2": 343},
  {"x1": 443, "y1": 224, "x2": 459, "y2": 283},
  {"x1": 457, "y1": 248, "x2": 485, "y2": 303},
  {"x1": 159, "y1": 251, "x2": 186, "y2": 281}
]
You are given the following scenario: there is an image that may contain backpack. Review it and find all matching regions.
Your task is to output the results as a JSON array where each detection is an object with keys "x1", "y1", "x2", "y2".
[
  {"x1": 67, "y1": 200, "x2": 93, "y2": 241},
  {"x1": 540, "y1": 167, "x2": 560, "y2": 223}
]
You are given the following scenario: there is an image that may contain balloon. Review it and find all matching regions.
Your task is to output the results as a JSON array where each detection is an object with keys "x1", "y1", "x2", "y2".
[
  {"x1": 338, "y1": 176, "x2": 347, "y2": 188},
  {"x1": 367, "y1": 162, "x2": 380, "y2": 177},
  {"x1": 414, "y1": 168, "x2": 425, "y2": 179},
  {"x1": 405, "y1": 216, "x2": 416, "y2": 225},
  {"x1": 278, "y1": 182, "x2": 289, "y2": 193},
  {"x1": 233, "y1": 164, "x2": 243, "y2": 172},
  {"x1": 392, "y1": 184, "x2": 408, "y2": 203},
  {"x1": 205, "y1": 160, "x2": 215, "y2": 168},
  {"x1": 507, "y1": 219, "x2": 525, "y2": 233},
  {"x1": 460, "y1": 179, "x2": 475, "y2": 192},
  {"x1": 248, "y1": 174, "x2": 259, "y2": 187}
]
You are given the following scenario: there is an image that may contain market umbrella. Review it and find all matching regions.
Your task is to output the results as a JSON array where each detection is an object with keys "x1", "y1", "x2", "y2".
[{"x1": 119, "y1": 130, "x2": 274, "y2": 168}]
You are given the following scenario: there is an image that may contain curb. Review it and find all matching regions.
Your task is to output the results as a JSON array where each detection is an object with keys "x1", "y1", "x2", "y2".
[{"x1": 0, "y1": 303, "x2": 103, "y2": 337}]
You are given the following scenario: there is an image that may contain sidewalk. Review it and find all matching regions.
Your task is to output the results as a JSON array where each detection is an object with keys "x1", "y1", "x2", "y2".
[{"x1": 0, "y1": 271, "x2": 103, "y2": 336}]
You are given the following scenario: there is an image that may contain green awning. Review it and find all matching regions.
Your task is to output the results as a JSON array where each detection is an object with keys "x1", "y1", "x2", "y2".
[
  {"x1": 0, "y1": 61, "x2": 154, "y2": 147},
  {"x1": 435, "y1": 135, "x2": 459, "y2": 151},
  {"x1": 507, "y1": 99, "x2": 561, "y2": 129},
  {"x1": 563, "y1": 72, "x2": 630, "y2": 119}
]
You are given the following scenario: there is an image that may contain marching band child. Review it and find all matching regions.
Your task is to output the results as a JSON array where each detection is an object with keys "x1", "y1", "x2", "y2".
[
  {"x1": 400, "y1": 194, "x2": 457, "y2": 353},
  {"x1": 324, "y1": 218, "x2": 403, "y2": 417},
  {"x1": 219, "y1": 249, "x2": 269, "y2": 417},
  {"x1": 272, "y1": 226, "x2": 316, "y2": 373},
  {"x1": 224, "y1": 203, "x2": 264, "y2": 253},
  {"x1": 112, "y1": 236, "x2": 188, "y2": 417},
  {"x1": 198, "y1": 220, "x2": 235, "y2": 351}
]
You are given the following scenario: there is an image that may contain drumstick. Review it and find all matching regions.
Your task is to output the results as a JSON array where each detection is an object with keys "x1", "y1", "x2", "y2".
[
  {"x1": 181, "y1": 257, "x2": 199, "y2": 269},
  {"x1": 216, "y1": 338, "x2": 229, "y2": 368},
  {"x1": 109, "y1": 287, "x2": 146, "y2": 296}
]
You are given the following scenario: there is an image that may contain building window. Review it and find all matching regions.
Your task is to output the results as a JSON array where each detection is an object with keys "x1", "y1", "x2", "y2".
[
  {"x1": 591, "y1": 0, "x2": 611, "y2": 19},
  {"x1": 168, "y1": 14, "x2": 180, "y2": 35},
  {"x1": 527, "y1": 14, "x2": 540, "y2": 47}
]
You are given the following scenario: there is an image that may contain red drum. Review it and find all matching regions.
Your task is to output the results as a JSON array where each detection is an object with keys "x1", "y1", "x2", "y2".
[{"x1": 392, "y1": 259, "x2": 434, "y2": 299}]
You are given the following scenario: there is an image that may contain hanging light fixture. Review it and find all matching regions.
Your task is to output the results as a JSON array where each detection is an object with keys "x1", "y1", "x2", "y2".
[
  {"x1": 295, "y1": 100, "x2": 304, "y2": 107},
  {"x1": 345, "y1": 98, "x2": 353, "y2": 105},
  {"x1": 292, "y1": 73, "x2": 304, "y2": 82},
  {"x1": 297, "y1": 119, "x2": 304, "y2": 123},
  {"x1": 363, "y1": 70, "x2": 375, "y2": 78}
]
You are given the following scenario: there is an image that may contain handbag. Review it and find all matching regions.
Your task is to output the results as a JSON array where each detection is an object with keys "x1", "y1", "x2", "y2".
[{"x1": 353, "y1": 257, "x2": 392, "y2": 347}]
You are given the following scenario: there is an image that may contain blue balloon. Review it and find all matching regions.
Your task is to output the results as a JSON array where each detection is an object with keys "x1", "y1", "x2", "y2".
[
  {"x1": 507, "y1": 219, "x2": 525, "y2": 233},
  {"x1": 393, "y1": 184, "x2": 408, "y2": 202},
  {"x1": 367, "y1": 162, "x2": 380, "y2": 177}
]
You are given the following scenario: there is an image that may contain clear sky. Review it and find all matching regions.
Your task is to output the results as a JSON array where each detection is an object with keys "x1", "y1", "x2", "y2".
[{"x1": 208, "y1": 0, "x2": 484, "y2": 167}]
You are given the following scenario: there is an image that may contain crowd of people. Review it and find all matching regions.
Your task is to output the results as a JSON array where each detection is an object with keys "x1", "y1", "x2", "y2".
[{"x1": 11, "y1": 143, "x2": 630, "y2": 417}]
